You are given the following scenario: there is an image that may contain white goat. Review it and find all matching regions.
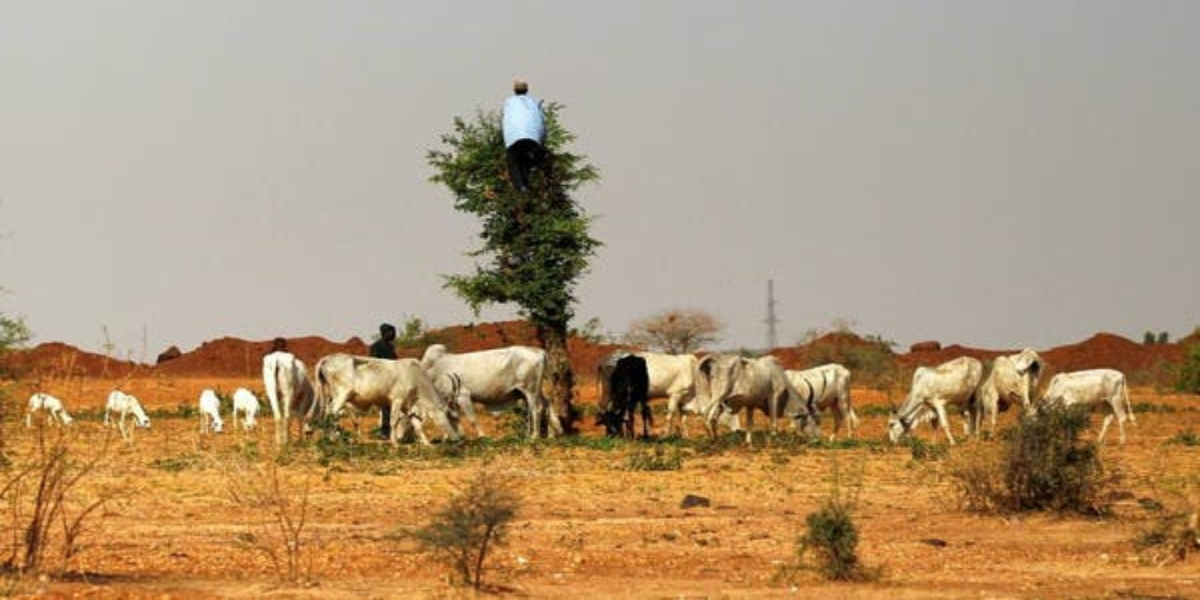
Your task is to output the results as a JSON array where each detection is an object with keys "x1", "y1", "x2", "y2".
[
  {"x1": 231, "y1": 387, "x2": 260, "y2": 431},
  {"x1": 198, "y1": 389, "x2": 225, "y2": 434},
  {"x1": 105, "y1": 390, "x2": 151, "y2": 442},
  {"x1": 26, "y1": 393, "x2": 75, "y2": 427}
]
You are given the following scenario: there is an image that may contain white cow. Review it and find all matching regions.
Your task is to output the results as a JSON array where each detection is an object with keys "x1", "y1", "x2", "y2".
[
  {"x1": 26, "y1": 393, "x2": 74, "y2": 427},
  {"x1": 315, "y1": 353, "x2": 463, "y2": 445},
  {"x1": 198, "y1": 389, "x2": 224, "y2": 434},
  {"x1": 975, "y1": 348, "x2": 1043, "y2": 435},
  {"x1": 262, "y1": 351, "x2": 319, "y2": 446},
  {"x1": 696, "y1": 353, "x2": 819, "y2": 444},
  {"x1": 1037, "y1": 368, "x2": 1136, "y2": 445},
  {"x1": 231, "y1": 387, "x2": 261, "y2": 431},
  {"x1": 421, "y1": 344, "x2": 560, "y2": 439},
  {"x1": 785, "y1": 364, "x2": 859, "y2": 440},
  {"x1": 887, "y1": 356, "x2": 984, "y2": 445},
  {"x1": 597, "y1": 351, "x2": 738, "y2": 437},
  {"x1": 105, "y1": 390, "x2": 151, "y2": 442},
  {"x1": 430, "y1": 371, "x2": 483, "y2": 438}
]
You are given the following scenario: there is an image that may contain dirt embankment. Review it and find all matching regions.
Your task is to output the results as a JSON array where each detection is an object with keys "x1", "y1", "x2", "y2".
[{"x1": 4, "y1": 322, "x2": 1191, "y2": 382}]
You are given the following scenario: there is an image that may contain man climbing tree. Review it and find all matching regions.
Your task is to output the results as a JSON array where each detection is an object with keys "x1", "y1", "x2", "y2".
[{"x1": 427, "y1": 96, "x2": 600, "y2": 434}]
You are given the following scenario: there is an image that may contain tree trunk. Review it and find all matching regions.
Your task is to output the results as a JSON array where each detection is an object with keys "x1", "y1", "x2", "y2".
[{"x1": 537, "y1": 322, "x2": 576, "y2": 435}]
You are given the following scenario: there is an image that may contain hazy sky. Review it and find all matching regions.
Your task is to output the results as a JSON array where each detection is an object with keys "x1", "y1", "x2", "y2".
[{"x1": 2, "y1": 1, "x2": 1198, "y2": 360}]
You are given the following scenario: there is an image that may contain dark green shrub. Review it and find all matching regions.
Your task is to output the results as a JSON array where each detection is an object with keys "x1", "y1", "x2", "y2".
[
  {"x1": 780, "y1": 460, "x2": 880, "y2": 583},
  {"x1": 1176, "y1": 343, "x2": 1200, "y2": 394}
]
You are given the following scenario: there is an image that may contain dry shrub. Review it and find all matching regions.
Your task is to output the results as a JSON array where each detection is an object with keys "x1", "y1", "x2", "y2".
[
  {"x1": 408, "y1": 465, "x2": 520, "y2": 591},
  {"x1": 948, "y1": 405, "x2": 1117, "y2": 516},
  {"x1": 1137, "y1": 476, "x2": 1200, "y2": 566},
  {"x1": 0, "y1": 427, "x2": 114, "y2": 580},
  {"x1": 223, "y1": 458, "x2": 316, "y2": 584}
]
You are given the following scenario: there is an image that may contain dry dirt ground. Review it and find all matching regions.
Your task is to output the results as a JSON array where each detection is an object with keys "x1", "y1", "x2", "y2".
[{"x1": 3, "y1": 376, "x2": 1199, "y2": 598}]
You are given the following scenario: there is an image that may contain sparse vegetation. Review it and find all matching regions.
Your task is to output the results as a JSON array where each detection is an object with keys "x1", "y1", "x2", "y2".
[
  {"x1": 407, "y1": 466, "x2": 520, "y2": 591},
  {"x1": 224, "y1": 458, "x2": 317, "y2": 584},
  {"x1": 1136, "y1": 475, "x2": 1199, "y2": 566},
  {"x1": 1167, "y1": 429, "x2": 1200, "y2": 447},
  {"x1": 624, "y1": 445, "x2": 684, "y2": 471},
  {"x1": 779, "y1": 458, "x2": 879, "y2": 583},
  {"x1": 0, "y1": 428, "x2": 114, "y2": 579},
  {"x1": 948, "y1": 405, "x2": 1117, "y2": 515}
]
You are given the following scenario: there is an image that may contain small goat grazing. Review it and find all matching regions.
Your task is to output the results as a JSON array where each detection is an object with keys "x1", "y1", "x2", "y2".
[
  {"x1": 105, "y1": 390, "x2": 151, "y2": 442},
  {"x1": 198, "y1": 389, "x2": 225, "y2": 434},
  {"x1": 26, "y1": 392, "x2": 75, "y2": 427},
  {"x1": 231, "y1": 387, "x2": 260, "y2": 431}
]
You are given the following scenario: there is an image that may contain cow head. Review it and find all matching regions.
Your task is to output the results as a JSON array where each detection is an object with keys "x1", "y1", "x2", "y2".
[
  {"x1": 886, "y1": 413, "x2": 908, "y2": 444},
  {"x1": 598, "y1": 409, "x2": 626, "y2": 438}
]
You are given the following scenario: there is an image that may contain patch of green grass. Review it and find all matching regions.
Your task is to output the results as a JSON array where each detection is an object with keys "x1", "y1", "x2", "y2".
[
  {"x1": 624, "y1": 446, "x2": 684, "y2": 471},
  {"x1": 1167, "y1": 429, "x2": 1200, "y2": 447},
  {"x1": 906, "y1": 437, "x2": 949, "y2": 462},
  {"x1": 151, "y1": 452, "x2": 206, "y2": 472}
]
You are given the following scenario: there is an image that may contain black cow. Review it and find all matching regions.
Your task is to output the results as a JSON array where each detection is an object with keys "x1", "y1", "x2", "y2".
[{"x1": 600, "y1": 354, "x2": 651, "y2": 439}]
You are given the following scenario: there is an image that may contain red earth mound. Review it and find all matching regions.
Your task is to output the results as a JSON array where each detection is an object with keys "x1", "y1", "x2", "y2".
[
  {"x1": 5, "y1": 324, "x2": 1189, "y2": 384},
  {"x1": 0, "y1": 341, "x2": 147, "y2": 380}
]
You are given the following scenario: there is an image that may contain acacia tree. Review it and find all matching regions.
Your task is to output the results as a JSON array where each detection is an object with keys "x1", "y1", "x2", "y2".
[
  {"x1": 428, "y1": 104, "x2": 600, "y2": 433},
  {"x1": 624, "y1": 308, "x2": 723, "y2": 354}
]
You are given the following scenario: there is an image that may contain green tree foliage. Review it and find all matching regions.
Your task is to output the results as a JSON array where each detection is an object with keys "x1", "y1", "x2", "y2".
[
  {"x1": 1176, "y1": 343, "x2": 1200, "y2": 394},
  {"x1": 427, "y1": 104, "x2": 601, "y2": 432}
]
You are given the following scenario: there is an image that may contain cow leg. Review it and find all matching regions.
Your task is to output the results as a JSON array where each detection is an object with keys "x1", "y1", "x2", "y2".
[
  {"x1": 641, "y1": 402, "x2": 653, "y2": 439},
  {"x1": 665, "y1": 392, "x2": 683, "y2": 437},
  {"x1": 457, "y1": 391, "x2": 485, "y2": 438},
  {"x1": 744, "y1": 408, "x2": 755, "y2": 445},
  {"x1": 829, "y1": 402, "x2": 844, "y2": 441},
  {"x1": 935, "y1": 403, "x2": 957, "y2": 446},
  {"x1": 1097, "y1": 413, "x2": 1113, "y2": 445}
]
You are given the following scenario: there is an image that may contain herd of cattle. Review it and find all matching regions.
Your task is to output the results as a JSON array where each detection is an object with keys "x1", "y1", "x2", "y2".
[{"x1": 23, "y1": 344, "x2": 1138, "y2": 448}]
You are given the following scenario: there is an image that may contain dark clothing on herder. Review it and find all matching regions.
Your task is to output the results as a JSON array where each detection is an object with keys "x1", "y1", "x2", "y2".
[
  {"x1": 369, "y1": 337, "x2": 398, "y2": 437},
  {"x1": 369, "y1": 338, "x2": 398, "y2": 360}
]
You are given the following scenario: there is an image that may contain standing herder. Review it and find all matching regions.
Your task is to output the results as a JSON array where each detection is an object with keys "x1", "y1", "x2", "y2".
[
  {"x1": 369, "y1": 323, "x2": 398, "y2": 439},
  {"x1": 502, "y1": 80, "x2": 547, "y2": 194}
]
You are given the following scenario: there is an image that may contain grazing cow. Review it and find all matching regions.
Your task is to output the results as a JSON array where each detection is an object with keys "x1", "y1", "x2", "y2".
[
  {"x1": 316, "y1": 353, "x2": 463, "y2": 445},
  {"x1": 105, "y1": 390, "x2": 151, "y2": 442},
  {"x1": 975, "y1": 348, "x2": 1043, "y2": 435},
  {"x1": 231, "y1": 388, "x2": 260, "y2": 431},
  {"x1": 421, "y1": 344, "x2": 560, "y2": 439},
  {"x1": 887, "y1": 356, "x2": 984, "y2": 445},
  {"x1": 198, "y1": 389, "x2": 224, "y2": 434},
  {"x1": 697, "y1": 353, "x2": 819, "y2": 444},
  {"x1": 1037, "y1": 368, "x2": 1136, "y2": 445},
  {"x1": 431, "y1": 371, "x2": 485, "y2": 438},
  {"x1": 26, "y1": 393, "x2": 74, "y2": 427},
  {"x1": 596, "y1": 351, "x2": 738, "y2": 437},
  {"x1": 599, "y1": 354, "x2": 651, "y2": 438},
  {"x1": 785, "y1": 364, "x2": 859, "y2": 440},
  {"x1": 262, "y1": 351, "x2": 319, "y2": 446}
]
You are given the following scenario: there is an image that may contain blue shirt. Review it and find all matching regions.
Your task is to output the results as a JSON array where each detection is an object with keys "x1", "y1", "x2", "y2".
[{"x1": 502, "y1": 94, "x2": 545, "y2": 148}]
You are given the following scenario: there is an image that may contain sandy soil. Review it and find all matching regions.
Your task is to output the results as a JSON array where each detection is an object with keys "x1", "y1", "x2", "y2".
[{"x1": 3, "y1": 376, "x2": 1198, "y2": 598}]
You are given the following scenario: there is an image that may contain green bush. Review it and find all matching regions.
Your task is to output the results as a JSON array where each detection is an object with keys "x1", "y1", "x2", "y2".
[
  {"x1": 780, "y1": 459, "x2": 880, "y2": 583},
  {"x1": 1176, "y1": 343, "x2": 1200, "y2": 394},
  {"x1": 949, "y1": 405, "x2": 1116, "y2": 515}
]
